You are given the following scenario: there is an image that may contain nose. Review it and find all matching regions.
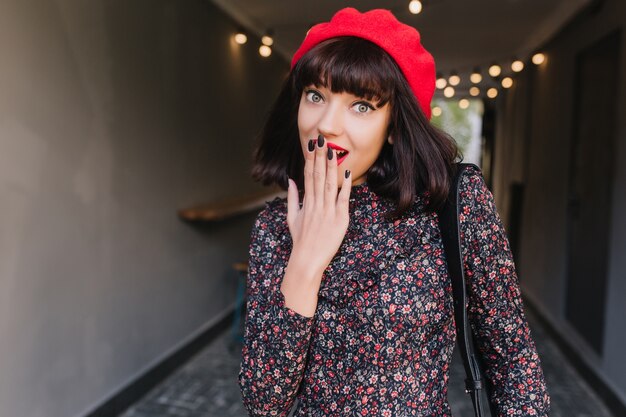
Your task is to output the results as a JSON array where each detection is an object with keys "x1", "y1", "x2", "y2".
[{"x1": 317, "y1": 101, "x2": 344, "y2": 138}]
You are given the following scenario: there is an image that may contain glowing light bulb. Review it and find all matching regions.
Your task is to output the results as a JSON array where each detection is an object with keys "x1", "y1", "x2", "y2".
[
  {"x1": 469, "y1": 86, "x2": 480, "y2": 96},
  {"x1": 262, "y1": 29, "x2": 275, "y2": 46},
  {"x1": 459, "y1": 99, "x2": 469, "y2": 109},
  {"x1": 436, "y1": 77, "x2": 447, "y2": 89},
  {"x1": 488, "y1": 64, "x2": 501, "y2": 77},
  {"x1": 443, "y1": 86, "x2": 455, "y2": 98},
  {"x1": 511, "y1": 60, "x2": 524, "y2": 72},
  {"x1": 234, "y1": 33, "x2": 247, "y2": 45},
  {"x1": 259, "y1": 45, "x2": 272, "y2": 57},
  {"x1": 532, "y1": 53, "x2": 546, "y2": 65},
  {"x1": 501, "y1": 77, "x2": 513, "y2": 88},
  {"x1": 409, "y1": 0, "x2": 423, "y2": 14},
  {"x1": 432, "y1": 106, "x2": 442, "y2": 117},
  {"x1": 487, "y1": 88, "x2": 498, "y2": 98},
  {"x1": 470, "y1": 71, "x2": 482, "y2": 84},
  {"x1": 448, "y1": 74, "x2": 460, "y2": 86}
]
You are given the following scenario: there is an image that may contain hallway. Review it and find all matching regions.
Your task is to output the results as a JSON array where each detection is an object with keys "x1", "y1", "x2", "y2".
[
  {"x1": 118, "y1": 305, "x2": 613, "y2": 417},
  {"x1": 2, "y1": 1, "x2": 626, "y2": 416}
]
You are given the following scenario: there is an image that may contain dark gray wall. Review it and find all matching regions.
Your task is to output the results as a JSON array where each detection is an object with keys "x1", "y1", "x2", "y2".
[
  {"x1": 0, "y1": 1, "x2": 288, "y2": 416},
  {"x1": 491, "y1": 0, "x2": 626, "y2": 404}
]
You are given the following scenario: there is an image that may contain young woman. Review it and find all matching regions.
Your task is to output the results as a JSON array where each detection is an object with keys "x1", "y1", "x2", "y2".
[{"x1": 239, "y1": 7, "x2": 550, "y2": 417}]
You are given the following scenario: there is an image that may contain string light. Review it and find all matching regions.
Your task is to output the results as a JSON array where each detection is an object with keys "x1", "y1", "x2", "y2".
[
  {"x1": 488, "y1": 63, "x2": 501, "y2": 77},
  {"x1": 470, "y1": 68, "x2": 482, "y2": 84},
  {"x1": 532, "y1": 53, "x2": 546, "y2": 65},
  {"x1": 262, "y1": 29, "x2": 274, "y2": 46},
  {"x1": 259, "y1": 45, "x2": 272, "y2": 57},
  {"x1": 448, "y1": 72, "x2": 460, "y2": 86},
  {"x1": 511, "y1": 59, "x2": 524, "y2": 72},
  {"x1": 432, "y1": 106, "x2": 442, "y2": 117},
  {"x1": 487, "y1": 88, "x2": 498, "y2": 98},
  {"x1": 237, "y1": 27, "x2": 536, "y2": 86},
  {"x1": 459, "y1": 99, "x2": 469, "y2": 109},
  {"x1": 436, "y1": 73, "x2": 447, "y2": 89},
  {"x1": 409, "y1": 0, "x2": 423, "y2": 14},
  {"x1": 234, "y1": 28, "x2": 247, "y2": 45}
]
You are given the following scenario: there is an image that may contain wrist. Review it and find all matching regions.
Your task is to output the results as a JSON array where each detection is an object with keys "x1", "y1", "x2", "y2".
[
  {"x1": 287, "y1": 247, "x2": 326, "y2": 281},
  {"x1": 281, "y1": 252, "x2": 322, "y2": 318}
]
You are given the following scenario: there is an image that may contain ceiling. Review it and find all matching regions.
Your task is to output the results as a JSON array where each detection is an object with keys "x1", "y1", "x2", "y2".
[{"x1": 211, "y1": 0, "x2": 592, "y2": 95}]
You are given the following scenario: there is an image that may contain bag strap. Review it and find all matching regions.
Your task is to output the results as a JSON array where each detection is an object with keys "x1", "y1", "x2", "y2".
[{"x1": 438, "y1": 162, "x2": 491, "y2": 417}]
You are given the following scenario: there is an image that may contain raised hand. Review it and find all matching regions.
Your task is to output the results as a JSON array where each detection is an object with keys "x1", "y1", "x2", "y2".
[
  {"x1": 280, "y1": 134, "x2": 352, "y2": 316},
  {"x1": 286, "y1": 134, "x2": 352, "y2": 275}
]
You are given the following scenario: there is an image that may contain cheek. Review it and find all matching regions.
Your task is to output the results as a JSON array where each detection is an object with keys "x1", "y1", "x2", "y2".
[
  {"x1": 297, "y1": 105, "x2": 323, "y2": 154},
  {"x1": 346, "y1": 117, "x2": 388, "y2": 147},
  {"x1": 297, "y1": 105, "x2": 317, "y2": 135},
  {"x1": 346, "y1": 118, "x2": 389, "y2": 167},
  {"x1": 296, "y1": 102, "x2": 307, "y2": 149}
]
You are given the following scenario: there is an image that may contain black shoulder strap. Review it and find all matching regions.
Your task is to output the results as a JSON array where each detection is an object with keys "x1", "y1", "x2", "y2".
[{"x1": 438, "y1": 162, "x2": 494, "y2": 417}]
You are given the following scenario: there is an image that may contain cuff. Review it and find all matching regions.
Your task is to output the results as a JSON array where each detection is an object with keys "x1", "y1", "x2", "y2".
[{"x1": 266, "y1": 289, "x2": 315, "y2": 347}]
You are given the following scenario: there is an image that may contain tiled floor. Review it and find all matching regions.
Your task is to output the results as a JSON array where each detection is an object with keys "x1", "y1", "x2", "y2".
[{"x1": 119, "y1": 306, "x2": 614, "y2": 417}]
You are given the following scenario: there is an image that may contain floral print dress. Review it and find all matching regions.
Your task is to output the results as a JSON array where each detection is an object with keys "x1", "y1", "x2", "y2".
[{"x1": 238, "y1": 165, "x2": 550, "y2": 416}]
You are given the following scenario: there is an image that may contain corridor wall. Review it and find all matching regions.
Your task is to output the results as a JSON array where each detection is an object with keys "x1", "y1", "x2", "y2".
[
  {"x1": 0, "y1": 1, "x2": 289, "y2": 416},
  {"x1": 491, "y1": 0, "x2": 626, "y2": 410}
]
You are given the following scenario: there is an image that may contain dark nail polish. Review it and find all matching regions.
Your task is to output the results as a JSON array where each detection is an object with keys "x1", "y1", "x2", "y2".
[
  {"x1": 327, "y1": 147, "x2": 333, "y2": 160},
  {"x1": 345, "y1": 170, "x2": 351, "y2": 178},
  {"x1": 308, "y1": 139, "x2": 315, "y2": 152},
  {"x1": 317, "y1": 134, "x2": 324, "y2": 147}
]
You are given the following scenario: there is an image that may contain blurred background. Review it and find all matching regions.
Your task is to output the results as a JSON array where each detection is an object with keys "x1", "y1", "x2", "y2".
[{"x1": 1, "y1": 0, "x2": 625, "y2": 416}]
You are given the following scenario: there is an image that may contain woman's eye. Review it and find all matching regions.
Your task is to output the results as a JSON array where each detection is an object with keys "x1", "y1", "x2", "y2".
[
  {"x1": 305, "y1": 90, "x2": 323, "y2": 103},
  {"x1": 353, "y1": 102, "x2": 375, "y2": 114}
]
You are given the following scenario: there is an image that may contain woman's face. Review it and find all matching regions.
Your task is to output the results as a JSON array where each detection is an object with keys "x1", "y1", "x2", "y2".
[{"x1": 297, "y1": 84, "x2": 392, "y2": 187}]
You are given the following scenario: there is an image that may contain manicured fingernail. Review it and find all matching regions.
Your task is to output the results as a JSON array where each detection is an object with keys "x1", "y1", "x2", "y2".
[
  {"x1": 345, "y1": 170, "x2": 351, "y2": 178},
  {"x1": 317, "y1": 134, "x2": 324, "y2": 147},
  {"x1": 308, "y1": 139, "x2": 315, "y2": 152},
  {"x1": 327, "y1": 147, "x2": 333, "y2": 160}
]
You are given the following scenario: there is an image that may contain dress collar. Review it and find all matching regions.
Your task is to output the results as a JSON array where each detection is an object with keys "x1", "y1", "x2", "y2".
[{"x1": 348, "y1": 181, "x2": 380, "y2": 205}]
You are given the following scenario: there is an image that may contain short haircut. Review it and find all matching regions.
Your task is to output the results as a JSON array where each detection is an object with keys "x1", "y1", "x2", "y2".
[{"x1": 251, "y1": 37, "x2": 462, "y2": 220}]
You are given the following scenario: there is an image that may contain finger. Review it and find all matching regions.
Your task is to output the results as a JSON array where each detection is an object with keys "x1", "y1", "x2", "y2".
[
  {"x1": 313, "y1": 134, "x2": 327, "y2": 209},
  {"x1": 337, "y1": 169, "x2": 352, "y2": 211},
  {"x1": 324, "y1": 145, "x2": 338, "y2": 210},
  {"x1": 286, "y1": 178, "x2": 300, "y2": 226},
  {"x1": 303, "y1": 138, "x2": 315, "y2": 212}
]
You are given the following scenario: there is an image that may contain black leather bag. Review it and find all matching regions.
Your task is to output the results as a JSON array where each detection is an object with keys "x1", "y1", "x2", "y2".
[{"x1": 438, "y1": 162, "x2": 499, "y2": 417}]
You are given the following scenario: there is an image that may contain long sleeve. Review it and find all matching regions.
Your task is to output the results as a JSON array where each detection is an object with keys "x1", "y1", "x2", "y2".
[
  {"x1": 238, "y1": 200, "x2": 315, "y2": 417},
  {"x1": 458, "y1": 166, "x2": 551, "y2": 416}
]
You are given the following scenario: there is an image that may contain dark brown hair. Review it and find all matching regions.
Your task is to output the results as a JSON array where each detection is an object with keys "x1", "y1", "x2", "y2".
[{"x1": 251, "y1": 37, "x2": 462, "y2": 220}]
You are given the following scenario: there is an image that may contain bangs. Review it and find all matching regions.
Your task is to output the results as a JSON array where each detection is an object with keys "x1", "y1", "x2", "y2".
[{"x1": 293, "y1": 37, "x2": 397, "y2": 108}]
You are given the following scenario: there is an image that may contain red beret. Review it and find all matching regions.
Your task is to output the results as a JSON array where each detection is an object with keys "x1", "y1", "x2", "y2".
[{"x1": 291, "y1": 7, "x2": 436, "y2": 120}]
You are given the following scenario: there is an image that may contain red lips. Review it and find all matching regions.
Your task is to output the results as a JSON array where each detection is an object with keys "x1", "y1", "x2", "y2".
[{"x1": 326, "y1": 142, "x2": 349, "y2": 165}]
